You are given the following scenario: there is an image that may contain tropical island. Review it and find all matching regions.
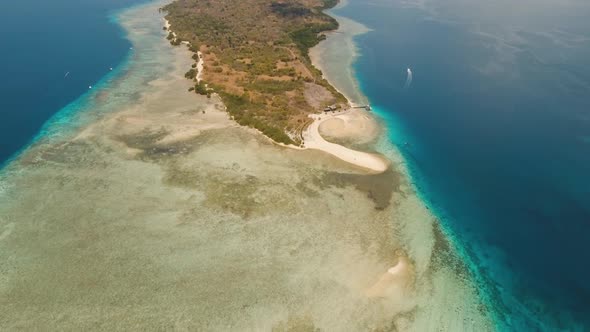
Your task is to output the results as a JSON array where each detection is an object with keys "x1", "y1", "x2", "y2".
[
  {"x1": 0, "y1": 0, "x2": 495, "y2": 329},
  {"x1": 162, "y1": 0, "x2": 347, "y2": 145}
]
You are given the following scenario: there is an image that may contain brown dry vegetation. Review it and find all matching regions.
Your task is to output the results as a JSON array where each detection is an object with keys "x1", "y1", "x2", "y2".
[{"x1": 162, "y1": 0, "x2": 347, "y2": 144}]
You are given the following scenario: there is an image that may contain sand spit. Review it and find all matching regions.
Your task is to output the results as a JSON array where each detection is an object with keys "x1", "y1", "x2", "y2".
[{"x1": 303, "y1": 109, "x2": 389, "y2": 173}]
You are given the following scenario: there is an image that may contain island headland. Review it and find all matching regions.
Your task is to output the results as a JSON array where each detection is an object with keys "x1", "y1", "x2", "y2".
[{"x1": 162, "y1": 0, "x2": 389, "y2": 172}]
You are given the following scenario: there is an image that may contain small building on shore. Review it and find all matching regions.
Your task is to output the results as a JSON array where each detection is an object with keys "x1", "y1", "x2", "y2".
[{"x1": 323, "y1": 104, "x2": 340, "y2": 113}]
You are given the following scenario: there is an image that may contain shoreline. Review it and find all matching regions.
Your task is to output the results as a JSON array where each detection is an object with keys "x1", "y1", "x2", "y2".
[
  {"x1": 299, "y1": 2, "x2": 390, "y2": 173},
  {"x1": 304, "y1": 0, "x2": 413, "y2": 300},
  {"x1": 309, "y1": 2, "x2": 371, "y2": 106},
  {"x1": 164, "y1": 17, "x2": 203, "y2": 83}
]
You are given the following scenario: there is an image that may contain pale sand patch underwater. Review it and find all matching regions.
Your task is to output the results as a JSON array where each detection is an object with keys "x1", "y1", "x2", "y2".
[
  {"x1": 319, "y1": 107, "x2": 381, "y2": 146},
  {"x1": 0, "y1": 1, "x2": 492, "y2": 331}
]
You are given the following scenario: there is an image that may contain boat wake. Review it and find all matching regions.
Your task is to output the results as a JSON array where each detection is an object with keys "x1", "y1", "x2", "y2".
[{"x1": 404, "y1": 67, "x2": 413, "y2": 89}]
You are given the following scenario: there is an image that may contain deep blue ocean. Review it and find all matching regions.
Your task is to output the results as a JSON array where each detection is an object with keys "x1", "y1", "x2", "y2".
[
  {"x1": 0, "y1": 0, "x2": 145, "y2": 165},
  {"x1": 335, "y1": 0, "x2": 590, "y2": 329}
]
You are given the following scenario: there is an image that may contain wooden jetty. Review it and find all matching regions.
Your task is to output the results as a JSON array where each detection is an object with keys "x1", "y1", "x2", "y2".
[{"x1": 352, "y1": 105, "x2": 371, "y2": 111}]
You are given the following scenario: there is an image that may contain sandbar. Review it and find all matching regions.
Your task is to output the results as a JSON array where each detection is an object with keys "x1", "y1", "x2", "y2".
[{"x1": 302, "y1": 109, "x2": 389, "y2": 173}]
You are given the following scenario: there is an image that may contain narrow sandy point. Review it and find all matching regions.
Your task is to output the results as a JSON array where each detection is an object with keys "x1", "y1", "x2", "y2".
[{"x1": 302, "y1": 109, "x2": 389, "y2": 173}]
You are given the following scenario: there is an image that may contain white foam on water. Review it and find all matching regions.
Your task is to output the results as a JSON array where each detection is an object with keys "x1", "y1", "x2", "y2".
[{"x1": 404, "y1": 67, "x2": 413, "y2": 88}]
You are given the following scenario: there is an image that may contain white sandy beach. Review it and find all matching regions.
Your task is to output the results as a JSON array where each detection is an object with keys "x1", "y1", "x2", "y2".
[
  {"x1": 196, "y1": 51, "x2": 204, "y2": 82},
  {"x1": 302, "y1": 109, "x2": 389, "y2": 173}
]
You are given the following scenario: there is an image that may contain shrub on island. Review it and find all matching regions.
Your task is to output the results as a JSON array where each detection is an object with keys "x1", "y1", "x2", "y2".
[
  {"x1": 185, "y1": 69, "x2": 197, "y2": 80},
  {"x1": 194, "y1": 82, "x2": 208, "y2": 95}
]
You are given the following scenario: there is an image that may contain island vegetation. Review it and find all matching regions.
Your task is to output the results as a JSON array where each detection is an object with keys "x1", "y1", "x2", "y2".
[{"x1": 162, "y1": 0, "x2": 346, "y2": 144}]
